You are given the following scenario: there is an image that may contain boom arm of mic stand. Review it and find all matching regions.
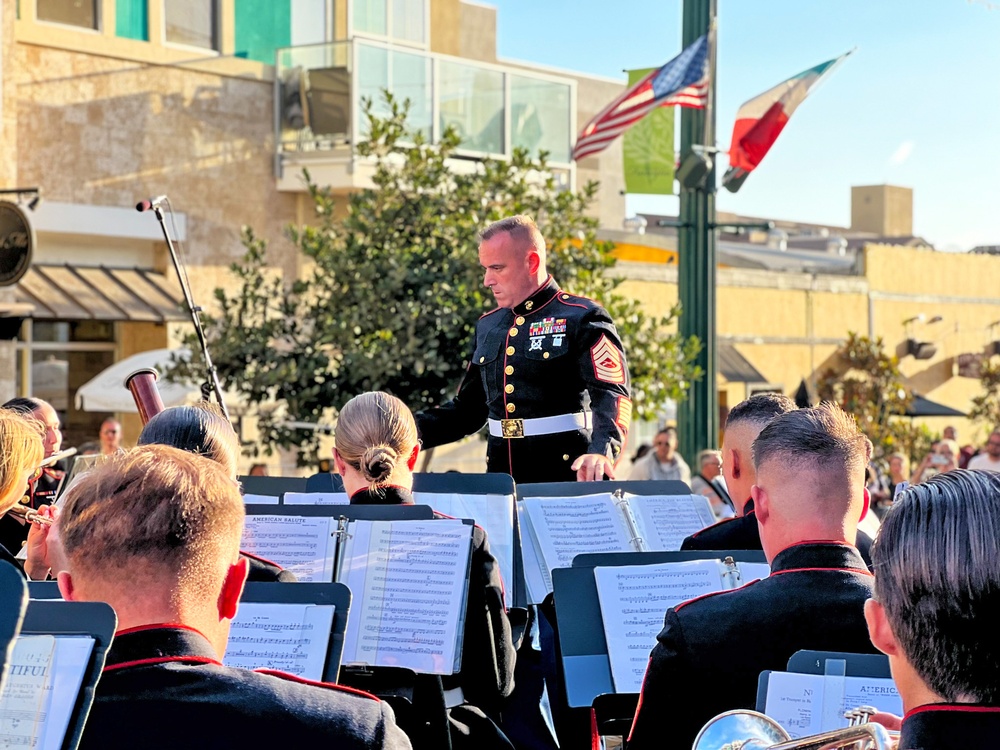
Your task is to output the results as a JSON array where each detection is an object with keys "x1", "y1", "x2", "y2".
[{"x1": 152, "y1": 206, "x2": 231, "y2": 421}]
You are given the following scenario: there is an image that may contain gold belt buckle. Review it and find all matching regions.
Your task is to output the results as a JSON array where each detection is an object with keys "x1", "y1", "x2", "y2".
[{"x1": 501, "y1": 419, "x2": 524, "y2": 439}]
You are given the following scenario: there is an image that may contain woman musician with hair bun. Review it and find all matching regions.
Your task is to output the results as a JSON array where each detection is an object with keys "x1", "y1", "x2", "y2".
[{"x1": 334, "y1": 391, "x2": 516, "y2": 750}]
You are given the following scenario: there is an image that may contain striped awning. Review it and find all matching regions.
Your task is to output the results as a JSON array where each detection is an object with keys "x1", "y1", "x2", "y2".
[{"x1": 14, "y1": 264, "x2": 185, "y2": 322}]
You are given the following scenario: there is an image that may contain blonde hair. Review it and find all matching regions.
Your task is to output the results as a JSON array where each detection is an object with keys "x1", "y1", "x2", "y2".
[
  {"x1": 0, "y1": 409, "x2": 44, "y2": 512},
  {"x1": 59, "y1": 445, "x2": 245, "y2": 602},
  {"x1": 335, "y1": 392, "x2": 418, "y2": 492}
]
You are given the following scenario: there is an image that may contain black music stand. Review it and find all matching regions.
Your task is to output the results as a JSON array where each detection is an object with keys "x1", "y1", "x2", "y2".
[
  {"x1": 0, "y1": 561, "x2": 28, "y2": 691},
  {"x1": 239, "y1": 582, "x2": 351, "y2": 683},
  {"x1": 21, "y1": 599, "x2": 117, "y2": 750},
  {"x1": 244, "y1": 503, "x2": 434, "y2": 521},
  {"x1": 239, "y1": 475, "x2": 308, "y2": 502},
  {"x1": 552, "y1": 549, "x2": 766, "y2": 739},
  {"x1": 516, "y1": 479, "x2": 694, "y2": 499}
]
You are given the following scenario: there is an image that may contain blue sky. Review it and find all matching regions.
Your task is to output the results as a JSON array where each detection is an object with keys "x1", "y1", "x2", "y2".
[{"x1": 489, "y1": 0, "x2": 1000, "y2": 250}]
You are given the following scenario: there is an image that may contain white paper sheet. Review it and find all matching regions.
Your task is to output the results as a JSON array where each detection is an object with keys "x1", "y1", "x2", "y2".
[
  {"x1": 340, "y1": 519, "x2": 472, "y2": 675},
  {"x1": 283, "y1": 492, "x2": 351, "y2": 505},
  {"x1": 36, "y1": 636, "x2": 95, "y2": 750},
  {"x1": 516, "y1": 502, "x2": 551, "y2": 606},
  {"x1": 241, "y1": 515, "x2": 337, "y2": 582},
  {"x1": 225, "y1": 603, "x2": 336, "y2": 680},
  {"x1": 594, "y1": 561, "x2": 728, "y2": 693},
  {"x1": 629, "y1": 494, "x2": 717, "y2": 551},
  {"x1": 242, "y1": 493, "x2": 280, "y2": 505}
]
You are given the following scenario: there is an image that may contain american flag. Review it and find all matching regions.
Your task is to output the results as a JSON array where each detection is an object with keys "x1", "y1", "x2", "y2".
[{"x1": 571, "y1": 35, "x2": 710, "y2": 162}]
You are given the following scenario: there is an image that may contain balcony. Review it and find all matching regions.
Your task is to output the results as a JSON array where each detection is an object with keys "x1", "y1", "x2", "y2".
[{"x1": 274, "y1": 40, "x2": 576, "y2": 193}]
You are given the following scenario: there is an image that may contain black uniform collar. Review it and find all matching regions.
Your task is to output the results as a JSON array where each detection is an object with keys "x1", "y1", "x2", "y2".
[
  {"x1": 512, "y1": 276, "x2": 560, "y2": 316},
  {"x1": 769, "y1": 541, "x2": 869, "y2": 575},
  {"x1": 900, "y1": 704, "x2": 1000, "y2": 749},
  {"x1": 349, "y1": 485, "x2": 415, "y2": 505},
  {"x1": 0, "y1": 544, "x2": 25, "y2": 579},
  {"x1": 105, "y1": 625, "x2": 220, "y2": 670}
]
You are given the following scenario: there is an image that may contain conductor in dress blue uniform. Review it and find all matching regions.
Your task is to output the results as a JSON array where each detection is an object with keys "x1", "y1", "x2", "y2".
[
  {"x1": 50, "y1": 445, "x2": 412, "y2": 750},
  {"x1": 628, "y1": 404, "x2": 879, "y2": 749},
  {"x1": 415, "y1": 215, "x2": 632, "y2": 484},
  {"x1": 865, "y1": 470, "x2": 1000, "y2": 750}
]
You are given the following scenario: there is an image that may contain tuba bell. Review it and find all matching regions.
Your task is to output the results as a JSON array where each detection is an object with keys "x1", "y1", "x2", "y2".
[{"x1": 692, "y1": 707, "x2": 896, "y2": 750}]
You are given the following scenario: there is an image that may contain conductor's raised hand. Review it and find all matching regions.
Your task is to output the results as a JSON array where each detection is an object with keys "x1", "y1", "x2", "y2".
[{"x1": 571, "y1": 454, "x2": 616, "y2": 482}]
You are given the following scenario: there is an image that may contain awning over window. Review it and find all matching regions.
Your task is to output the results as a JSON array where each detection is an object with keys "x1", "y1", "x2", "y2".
[
  {"x1": 14, "y1": 264, "x2": 185, "y2": 322},
  {"x1": 717, "y1": 343, "x2": 767, "y2": 384}
]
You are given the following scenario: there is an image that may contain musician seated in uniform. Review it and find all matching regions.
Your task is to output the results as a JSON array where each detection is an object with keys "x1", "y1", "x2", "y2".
[
  {"x1": 0, "y1": 397, "x2": 64, "y2": 554},
  {"x1": 628, "y1": 403, "x2": 879, "y2": 749},
  {"x1": 52, "y1": 445, "x2": 411, "y2": 750},
  {"x1": 0, "y1": 408, "x2": 55, "y2": 579},
  {"x1": 136, "y1": 404, "x2": 295, "y2": 582},
  {"x1": 865, "y1": 469, "x2": 1000, "y2": 749},
  {"x1": 680, "y1": 392, "x2": 875, "y2": 566},
  {"x1": 333, "y1": 391, "x2": 516, "y2": 750}
]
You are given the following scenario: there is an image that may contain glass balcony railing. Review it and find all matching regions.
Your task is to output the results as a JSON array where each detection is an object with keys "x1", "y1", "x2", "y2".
[{"x1": 275, "y1": 40, "x2": 576, "y2": 167}]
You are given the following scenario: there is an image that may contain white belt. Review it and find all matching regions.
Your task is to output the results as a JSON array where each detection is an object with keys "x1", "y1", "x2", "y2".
[
  {"x1": 443, "y1": 686, "x2": 465, "y2": 708},
  {"x1": 488, "y1": 412, "x2": 591, "y2": 439}
]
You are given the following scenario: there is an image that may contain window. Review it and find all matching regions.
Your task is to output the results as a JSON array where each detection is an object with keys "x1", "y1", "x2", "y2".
[
  {"x1": 116, "y1": 0, "x2": 148, "y2": 41},
  {"x1": 352, "y1": 0, "x2": 426, "y2": 45},
  {"x1": 352, "y1": 0, "x2": 386, "y2": 37},
  {"x1": 235, "y1": 0, "x2": 291, "y2": 63},
  {"x1": 37, "y1": 0, "x2": 98, "y2": 29},
  {"x1": 510, "y1": 75, "x2": 571, "y2": 163},
  {"x1": 438, "y1": 61, "x2": 503, "y2": 155},
  {"x1": 357, "y1": 45, "x2": 431, "y2": 140},
  {"x1": 165, "y1": 0, "x2": 219, "y2": 50},
  {"x1": 391, "y1": 0, "x2": 424, "y2": 44}
]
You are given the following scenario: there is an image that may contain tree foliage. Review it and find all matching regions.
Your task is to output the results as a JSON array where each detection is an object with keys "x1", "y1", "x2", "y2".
[
  {"x1": 168, "y1": 94, "x2": 701, "y2": 462},
  {"x1": 816, "y1": 332, "x2": 916, "y2": 459},
  {"x1": 969, "y1": 356, "x2": 1000, "y2": 431}
]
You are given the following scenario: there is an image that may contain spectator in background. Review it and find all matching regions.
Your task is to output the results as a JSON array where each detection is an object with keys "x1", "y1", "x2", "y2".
[
  {"x1": 248, "y1": 463, "x2": 269, "y2": 477},
  {"x1": 943, "y1": 425, "x2": 957, "y2": 441},
  {"x1": 911, "y1": 439, "x2": 959, "y2": 485},
  {"x1": 967, "y1": 429, "x2": 1000, "y2": 473},
  {"x1": 99, "y1": 418, "x2": 122, "y2": 455},
  {"x1": 630, "y1": 427, "x2": 691, "y2": 485},
  {"x1": 690, "y1": 449, "x2": 733, "y2": 519}
]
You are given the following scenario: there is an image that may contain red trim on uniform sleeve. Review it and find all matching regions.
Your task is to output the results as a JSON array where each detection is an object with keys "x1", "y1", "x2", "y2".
[
  {"x1": 590, "y1": 708, "x2": 600, "y2": 750},
  {"x1": 627, "y1": 657, "x2": 652, "y2": 742},
  {"x1": 905, "y1": 703, "x2": 1000, "y2": 718},
  {"x1": 116, "y1": 622, "x2": 208, "y2": 637},
  {"x1": 104, "y1": 655, "x2": 221, "y2": 672},
  {"x1": 253, "y1": 668, "x2": 383, "y2": 701}
]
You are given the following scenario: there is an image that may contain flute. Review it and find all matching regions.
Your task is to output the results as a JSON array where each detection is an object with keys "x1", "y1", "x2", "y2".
[
  {"x1": 6, "y1": 504, "x2": 54, "y2": 527},
  {"x1": 40, "y1": 447, "x2": 77, "y2": 468}
]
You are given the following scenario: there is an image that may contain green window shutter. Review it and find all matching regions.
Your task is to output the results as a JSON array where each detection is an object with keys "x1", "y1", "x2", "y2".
[
  {"x1": 234, "y1": 0, "x2": 291, "y2": 65},
  {"x1": 116, "y1": 0, "x2": 149, "y2": 41}
]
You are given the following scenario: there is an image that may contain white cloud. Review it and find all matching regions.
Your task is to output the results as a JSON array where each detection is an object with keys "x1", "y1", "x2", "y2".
[{"x1": 889, "y1": 140, "x2": 916, "y2": 166}]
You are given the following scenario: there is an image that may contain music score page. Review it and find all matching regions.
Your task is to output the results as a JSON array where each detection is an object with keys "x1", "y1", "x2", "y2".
[
  {"x1": 225, "y1": 603, "x2": 336, "y2": 680},
  {"x1": 241, "y1": 515, "x2": 337, "y2": 582}
]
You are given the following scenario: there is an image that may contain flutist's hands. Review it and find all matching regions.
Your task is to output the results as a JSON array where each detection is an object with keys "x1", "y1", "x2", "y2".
[
  {"x1": 24, "y1": 504, "x2": 57, "y2": 581},
  {"x1": 571, "y1": 454, "x2": 616, "y2": 482}
]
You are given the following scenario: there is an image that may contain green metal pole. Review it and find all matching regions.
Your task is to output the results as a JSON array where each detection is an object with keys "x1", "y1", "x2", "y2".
[{"x1": 677, "y1": 0, "x2": 718, "y2": 463}]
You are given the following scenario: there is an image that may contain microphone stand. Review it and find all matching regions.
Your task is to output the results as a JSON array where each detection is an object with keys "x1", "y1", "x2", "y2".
[{"x1": 150, "y1": 205, "x2": 231, "y2": 421}]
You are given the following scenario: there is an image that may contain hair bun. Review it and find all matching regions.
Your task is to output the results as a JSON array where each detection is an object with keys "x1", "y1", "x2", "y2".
[{"x1": 361, "y1": 445, "x2": 398, "y2": 483}]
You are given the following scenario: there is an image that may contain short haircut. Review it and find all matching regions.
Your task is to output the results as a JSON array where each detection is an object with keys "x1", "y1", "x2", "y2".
[
  {"x1": 725, "y1": 392, "x2": 796, "y2": 432},
  {"x1": 1, "y1": 397, "x2": 45, "y2": 417},
  {"x1": 59, "y1": 445, "x2": 245, "y2": 600},
  {"x1": 752, "y1": 402, "x2": 871, "y2": 478},
  {"x1": 138, "y1": 404, "x2": 240, "y2": 479},
  {"x1": 479, "y1": 215, "x2": 546, "y2": 255},
  {"x1": 335, "y1": 392, "x2": 418, "y2": 492},
  {"x1": 872, "y1": 469, "x2": 1000, "y2": 702},
  {"x1": 0, "y1": 409, "x2": 44, "y2": 509}
]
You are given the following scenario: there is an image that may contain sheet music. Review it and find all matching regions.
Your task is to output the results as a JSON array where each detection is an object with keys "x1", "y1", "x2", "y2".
[
  {"x1": 414, "y1": 492, "x2": 515, "y2": 609},
  {"x1": 764, "y1": 672, "x2": 902, "y2": 739},
  {"x1": 340, "y1": 519, "x2": 472, "y2": 675},
  {"x1": 522, "y1": 494, "x2": 634, "y2": 595},
  {"x1": 35, "y1": 636, "x2": 95, "y2": 750},
  {"x1": 594, "y1": 560, "x2": 730, "y2": 693},
  {"x1": 629, "y1": 494, "x2": 717, "y2": 551},
  {"x1": 737, "y1": 561, "x2": 771, "y2": 583},
  {"x1": 225, "y1": 603, "x2": 335, "y2": 680},
  {"x1": 242, "y1": 493, "x2": 280, "y2": 505},
  {"x1": 0, "y1": 635, "x2": 53, "y2": 746},
  {"x1": 283, "y1": 492, "x2": 350, "y2": 505},
  {"x1": 241, "y1": 515, "x2": 336, "y2": 582},
  {"x1": 516, "y1": 503, "x2": 551, "y2": 605}
]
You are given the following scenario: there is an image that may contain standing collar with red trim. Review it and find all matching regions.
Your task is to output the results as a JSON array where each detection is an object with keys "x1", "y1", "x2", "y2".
[
  {"x1": 769, "y1": 541, "x2": 869, "y2": 576},
  {"x1": 105, "y1": 625, "x2": 220, "y2": 670},
  {"x1": 349, "y1": 485, "x2": 415, "y2": 506},
  {"x1": 512, "y1": 276, "x2": 560, "y2": 317}
]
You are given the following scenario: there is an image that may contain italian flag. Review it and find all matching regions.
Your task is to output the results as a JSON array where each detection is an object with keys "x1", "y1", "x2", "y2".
[{"x1": 725, "y1": 51, "x2": 852, "y2": 185}]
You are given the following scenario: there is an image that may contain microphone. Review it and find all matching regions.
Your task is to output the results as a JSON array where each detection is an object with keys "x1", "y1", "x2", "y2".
[{"x1": 135, "y1": 195, "x2": 168, "y2": 212}]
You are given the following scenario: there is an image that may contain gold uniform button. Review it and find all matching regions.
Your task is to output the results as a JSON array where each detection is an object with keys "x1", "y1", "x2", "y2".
[
  {"x1": 479, "y1": 356, "x2": 485, "y2": 363},
  {"x1": 509, "y1": 327, "x2": 518, "y2": 337},
  {"x1": 506, "y1": 346, "x2": 515, "y2": 356},
  {"x1": 525, "y1": 301, "x2": 533, "y2": 310},
  {"x1": 506, "y1": 403, "x2": 516, "y2": 413},
  {"x1": 562, "y1": 454, "x2": 570, "y2": 461},
  {"x1": 505, "y1": 365, "x2": 514, "y2": 375},
  {"x1": 515, "y1": 316, "x2": 525, "y2": 325},
  {"x1": 543, "y1": 352, "x2": 550, "y2": 359},
  {"x1": 504, "y1": 384, "x2": 514, "y2": 394}
]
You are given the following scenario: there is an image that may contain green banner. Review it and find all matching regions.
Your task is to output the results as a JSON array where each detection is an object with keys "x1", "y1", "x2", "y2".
[{"x1": 622, "y1": 68, "x2": 676, "y2": 195}]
